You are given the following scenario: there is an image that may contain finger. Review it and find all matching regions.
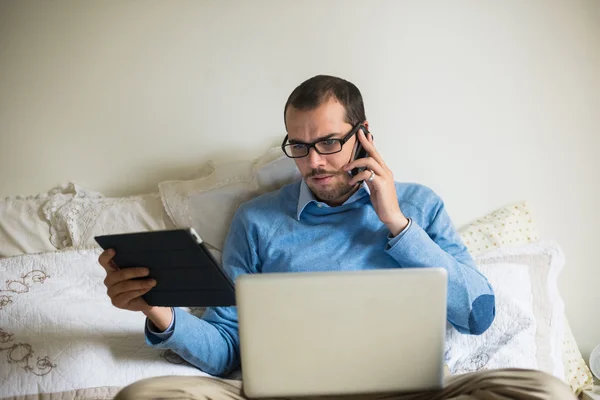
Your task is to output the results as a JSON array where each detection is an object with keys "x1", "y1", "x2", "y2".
[
  {"x1": 357, "y1": 130, "x2": 388, "y2": 170},
  {"x1": 344, "y1": 156, "x2": 385, "y2": 177},
  {"x1": 111, "y1": 287, "x2": 153, "y2": 309},
  {"x1": 107, "y1": 278, "x2": 156, "y2": 298},
  {"x1": 104, "y1": 267, "x2": 150, "y2": 286},
  {"x1": 348, "y1": 169, "x2": 375, "y2": 186},
  {"x1": 98, "y1": 249, "x2": 119, "y2": 272}
]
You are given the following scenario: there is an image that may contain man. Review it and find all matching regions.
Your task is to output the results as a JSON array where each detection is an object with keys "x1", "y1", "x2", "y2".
[{"x1": 100, "y1": 75, "x2": 575, "y2": 400}]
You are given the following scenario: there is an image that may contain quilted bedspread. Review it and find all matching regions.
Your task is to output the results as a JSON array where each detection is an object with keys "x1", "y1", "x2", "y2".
[{"x1": 0, "y1": 248, "x2": 211, "y2": 399}]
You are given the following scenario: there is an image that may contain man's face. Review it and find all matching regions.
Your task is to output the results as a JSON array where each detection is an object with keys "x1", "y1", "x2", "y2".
[{"x1": 285, "y1": 98, "x2": 362, "y2": 206}]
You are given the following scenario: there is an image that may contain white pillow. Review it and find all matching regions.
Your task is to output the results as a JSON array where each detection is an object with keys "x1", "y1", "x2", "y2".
[
  {"x1": 0, "y1": 183, "x2": 97, "y2": 257},
  {"x1": 159, "y1": 146, "x2": 300, "y2": 251},
  {"x1": 42, "y1": 184, "x2": 104, "y2": 248},
  {"x1": 446, "y1": 241, "x2": 566, "y2": 380},
  {"x1": 45, "y1": 192, "x2": 176, "y2": 249},
  {"x1": 476, "y1": 242, "x2": 566, "y2": 380},
  {"x1": 0, "y1": 195, "x2": 54, "y2": 258},
  {"x1": 445, "y1": 262, "x2": 537, "y2": 373},
  {"x1": 40, "y1": 162, "x2": 218, "y2": 250},
  {"x1": 458, "y1": 202, "x2": 591, "y2": 393}
]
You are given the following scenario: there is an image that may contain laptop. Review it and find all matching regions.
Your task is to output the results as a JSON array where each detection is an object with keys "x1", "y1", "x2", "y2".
[{"x1": 235, "y1": 268, "x2": 448, "y2": 398}]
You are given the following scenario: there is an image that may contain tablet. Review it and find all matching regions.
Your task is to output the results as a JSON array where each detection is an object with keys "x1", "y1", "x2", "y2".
[{"x1": 94, "y1": 228, "x2": 235, "y2": 307}]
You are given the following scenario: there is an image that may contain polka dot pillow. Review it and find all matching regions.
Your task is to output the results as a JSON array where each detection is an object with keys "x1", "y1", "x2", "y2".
[
  {"x1": 459, "y1": 202, "x2": 539, "y2": 255},
  {"x1": 562, "y1": 317, "x2": 594, "y2": 395},
  {"x1": 457, "y1": 202, "x2": 593, "y2": 394}
]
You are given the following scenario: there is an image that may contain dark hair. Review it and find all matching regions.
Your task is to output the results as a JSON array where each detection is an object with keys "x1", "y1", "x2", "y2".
[{"x1": 283, "y1": 75, "x2": 366, "y2": 128}]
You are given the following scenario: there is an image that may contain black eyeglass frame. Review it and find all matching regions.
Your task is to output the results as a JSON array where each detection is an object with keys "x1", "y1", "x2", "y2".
[{"x1": 281, "y1": 122, "x2": 367, "y2": 158}]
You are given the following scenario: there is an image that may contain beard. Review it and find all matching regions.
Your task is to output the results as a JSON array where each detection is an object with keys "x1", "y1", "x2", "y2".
[{"x1": 304, "y1": 169, "x2": 356, "y2": 203}]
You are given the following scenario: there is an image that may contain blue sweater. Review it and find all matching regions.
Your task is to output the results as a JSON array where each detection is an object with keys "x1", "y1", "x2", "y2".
[{"x1": 145, "y1": 181, "x2": 495, "y2": 376}]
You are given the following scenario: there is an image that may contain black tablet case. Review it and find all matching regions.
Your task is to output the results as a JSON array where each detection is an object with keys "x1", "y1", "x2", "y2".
[{"x1": 95, "y1": 229, "x2": 236, "y2": 307}]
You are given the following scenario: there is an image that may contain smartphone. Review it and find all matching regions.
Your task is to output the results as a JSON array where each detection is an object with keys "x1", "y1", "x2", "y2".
[{"x1": 350, "y1": 125, "x2": 372, "y2": 177}]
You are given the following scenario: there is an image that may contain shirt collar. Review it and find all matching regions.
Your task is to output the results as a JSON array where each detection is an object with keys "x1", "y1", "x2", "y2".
[{"x1": 296, "y1": 179, "x2": 371, "y2": 220}]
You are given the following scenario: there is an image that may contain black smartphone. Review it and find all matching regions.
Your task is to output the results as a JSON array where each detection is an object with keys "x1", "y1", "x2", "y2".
[{"x1": 350, "y1": 125, "x2": 372, "y2": 177}]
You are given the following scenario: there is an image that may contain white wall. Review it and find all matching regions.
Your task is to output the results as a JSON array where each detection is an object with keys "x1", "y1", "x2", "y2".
[{"x1": 1, "y1": 1, "x2": 599, "y2": 360}]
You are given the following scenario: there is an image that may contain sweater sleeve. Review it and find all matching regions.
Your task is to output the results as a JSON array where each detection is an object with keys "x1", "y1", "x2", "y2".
[
  {"x1": 384, "y1": 190, "x2": 495, "y2": 335},
  {"x1": 143, "y1": 209, "x2": 259, "y2": 375}
]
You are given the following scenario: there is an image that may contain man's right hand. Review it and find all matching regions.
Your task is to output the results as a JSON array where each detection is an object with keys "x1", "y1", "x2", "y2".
[{"x1": 98, "y1": 249, "x2": 173, "y2": 331}]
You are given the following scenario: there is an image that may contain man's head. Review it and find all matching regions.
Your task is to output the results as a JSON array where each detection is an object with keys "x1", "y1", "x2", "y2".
[{"x1": 283, "y1": 75, "x2": 368, "y2": 206}]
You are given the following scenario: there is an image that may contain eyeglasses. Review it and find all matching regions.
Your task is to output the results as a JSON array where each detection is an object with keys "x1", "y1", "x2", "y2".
[{"x1": 281, "y1": 122, "x2": 363, "y2": 158}]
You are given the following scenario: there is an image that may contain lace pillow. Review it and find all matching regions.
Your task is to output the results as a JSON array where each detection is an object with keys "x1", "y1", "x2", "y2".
[
  {"x1": 0, "y1": 183, "x2": 94, "y2": 257},
  {"x1": 46, "y1": 192, "x2": 176, "y2": 249}
]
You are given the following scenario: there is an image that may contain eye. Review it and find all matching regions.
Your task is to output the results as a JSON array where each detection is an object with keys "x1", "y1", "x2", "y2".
[
  {"x1": 291, "y1": 144, "x2": 306, "y2": 150},
  {"x1": 321, "y1": 140, "x2": 337, "y2": 146}
]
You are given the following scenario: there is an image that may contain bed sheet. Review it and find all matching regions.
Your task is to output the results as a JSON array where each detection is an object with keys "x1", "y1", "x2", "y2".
[{"x1": 0, "y1": 248, "x2": 211, "y2": 399}]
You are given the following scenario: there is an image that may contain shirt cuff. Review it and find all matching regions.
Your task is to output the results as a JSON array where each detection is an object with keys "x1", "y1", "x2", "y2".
[
  {"x1": 145, "y1": 307, "x2": 175, "y2": 341},
  {"x1": 387, "y1": 218, "x2": 412, "y2": 246}
]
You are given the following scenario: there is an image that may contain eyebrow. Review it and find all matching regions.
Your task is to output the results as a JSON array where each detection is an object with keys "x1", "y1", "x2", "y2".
[{"x1": 288, "y1": 133, "x2": 339, "y2": 145}]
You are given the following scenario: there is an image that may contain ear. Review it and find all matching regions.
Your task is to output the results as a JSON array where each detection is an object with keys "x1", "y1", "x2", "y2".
[{"x1": 362, "y1": 120, "x2": 370, "y2": 132}]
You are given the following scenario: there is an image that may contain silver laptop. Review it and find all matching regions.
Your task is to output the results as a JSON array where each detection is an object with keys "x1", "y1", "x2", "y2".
[{"x1": 236, "y1": 268, "x2": 448, "y2": 398}]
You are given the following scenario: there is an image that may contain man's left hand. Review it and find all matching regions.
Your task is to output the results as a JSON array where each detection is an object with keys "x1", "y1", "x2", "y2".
[{"x1": 344, "y1": 130, "x2": 409, "y2": 237}]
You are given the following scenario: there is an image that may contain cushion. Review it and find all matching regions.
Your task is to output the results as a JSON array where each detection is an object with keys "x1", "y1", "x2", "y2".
[
  {"x1": 445, "y1": 260, "x2": 537, "y2": 373},
  {"x1": 459, "y1": 202, "x2": 539, "y2": 255},
  {"x1": 159, "y1": 146, "x2": 300, "y2": 252},
  {"x1": 44, "y1": 192, "x2": 176, "y2": 249},
  {"x1": 0, "y1": 183, "x2": 96, "y2": 258},
  {"x1": 562, "y1": 317, "x2": 594, "y2": 394},
  {"x1": 458, "y1": 203, "x2": 593, "y2": 393},
  {"x1": 40, "y1": 162, "x2": 218, "y2": 251},
  {"x1": 474, "y1": 242, "x2": 566, "y2": 380},
  {"x1": 0, "y1": 195, "x2": 54, "y2": 258}
]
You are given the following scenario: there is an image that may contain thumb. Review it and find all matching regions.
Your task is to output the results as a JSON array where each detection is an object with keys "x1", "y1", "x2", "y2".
[{"x1": 99, "y1": 249, "x2": 120, "y2": 273}]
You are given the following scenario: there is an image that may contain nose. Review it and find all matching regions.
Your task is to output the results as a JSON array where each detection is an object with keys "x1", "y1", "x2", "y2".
[{"x1": 306, "y1": 147, "x2": 325, "y2": 169}]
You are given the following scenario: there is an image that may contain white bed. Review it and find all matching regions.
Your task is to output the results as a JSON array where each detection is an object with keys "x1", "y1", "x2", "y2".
[
  {"x1": 0, "y1": 248, "x2": 212, "y2": 399},
  {"x1": 0, "y1": 148, "x2": 594, "y2": 399}
]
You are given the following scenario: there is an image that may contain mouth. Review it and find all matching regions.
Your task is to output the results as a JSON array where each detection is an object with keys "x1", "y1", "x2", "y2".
[{"x1": 311, "y1": 175, "x2": 334, "y2": 184}]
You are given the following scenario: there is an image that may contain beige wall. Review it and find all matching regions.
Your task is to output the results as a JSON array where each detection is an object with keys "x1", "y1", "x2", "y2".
[{"x1": 1, "y1": 1, "x2": 599, "y2": 360}]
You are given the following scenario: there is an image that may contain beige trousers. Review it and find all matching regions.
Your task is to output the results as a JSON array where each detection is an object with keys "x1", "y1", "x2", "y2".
[{"x1": 114, "y1": 369, "x2": 576, "y2": 400}]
